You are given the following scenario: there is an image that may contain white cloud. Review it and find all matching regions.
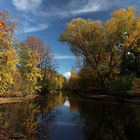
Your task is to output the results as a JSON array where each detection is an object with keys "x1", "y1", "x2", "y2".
[
  {"x1": 12, "y1": 0, "x2": 119, "y2": 19},
  {"x1": 72, "y1": 0, "x2": 116, "y2": 15},
  {"x1": 12, "y1": 0, "x2": 43, "y2": 12},
  {"x1": 55, "y1": 55, "x2": 75, "y2": 60},
  {"x1": 69, "y1": 0, "x2": 114, "y2": 16},
  {"x1": 23, "y1": 24, "x2": 48, "y2": 33},
  {"x1": 40, "y1": 0, "x2": 111, "y2": 18},
  {"x1": 71, "y1": 0, "x2": 103, "y2": 15},
  {"x1": 13, "y1": 0, "x2": 114, "y2": 33},
  {"x1": 17, "y1": 22, "x2": 48, "y2": 33},
  {"x1": 63, "y1": 71, "x2": 71, "y2": 79}
]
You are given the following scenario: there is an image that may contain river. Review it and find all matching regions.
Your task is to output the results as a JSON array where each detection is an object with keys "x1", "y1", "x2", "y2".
[{"x1": 0, "y1": 92, "x2": 140, "y2": 140}]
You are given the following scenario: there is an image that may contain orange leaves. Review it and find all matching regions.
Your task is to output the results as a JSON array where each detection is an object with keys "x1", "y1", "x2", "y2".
[
  {"x1": 0, "y1": 20, "x2": 6, "y2": 28},
  {"x1": 0, "y1": 11, "x2": 9, "y2": 18},
  {"x1": 0, "y1": 11, "x2": 15, "y2": 49},
  {"x1": 25, "y1": 36, "x2": 46, "y2": 57}
]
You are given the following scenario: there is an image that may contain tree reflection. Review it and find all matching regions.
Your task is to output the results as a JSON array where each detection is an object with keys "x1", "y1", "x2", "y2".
[
  {"x1": 0, "y1": 94, "x2": 140, "y2": 140},
  {"x1": 34, "y1": 92, "x2": 65, "y2": 139},
  {"x1": 0, "y1": 93, "x2": 65, "y2": 139},
  {"x1": 23, "y1": 103, "x2": 40, "y2": 138},
  {"x1": 0, "y1": 102, "x2": 40, "y2": 139},
  {"x1": 79, "y1": 100, "x2": 140, "y2": 140}
]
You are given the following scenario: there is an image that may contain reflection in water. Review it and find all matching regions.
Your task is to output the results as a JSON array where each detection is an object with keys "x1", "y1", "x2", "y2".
[
  {"x1": 0, "y1": 92, "x2": 140, "y2": 140},
  {"x1": 64, "y1": 96, "x2": 70, "y2": 107},
  {"x1": 0, "y1": 102, "x2": 40, "y2": 139}
]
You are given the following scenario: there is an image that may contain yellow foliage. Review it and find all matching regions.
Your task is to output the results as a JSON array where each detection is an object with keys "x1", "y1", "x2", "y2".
[
  {"x1": 0, "y1": 12, "x2": 17, "y2": 94},
  {"x1": 60, "y1": 7, "x2": 140, "y2": 89},
  {"x1": 24, "y1": 51, "x2": 42, "y2": 94}
]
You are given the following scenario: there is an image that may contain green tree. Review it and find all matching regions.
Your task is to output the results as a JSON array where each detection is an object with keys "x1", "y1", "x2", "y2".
[{"x1": 15, "y1": 43, "x2": 42, "y2": 95}]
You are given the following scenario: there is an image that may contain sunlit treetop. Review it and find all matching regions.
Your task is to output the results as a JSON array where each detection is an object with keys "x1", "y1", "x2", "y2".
[
  {"x1": 0, "y1": 11, "x2": 16, "y2": 48},
  {"x1": 60, "y1": 7, "x2": 140, "y2": 89}
]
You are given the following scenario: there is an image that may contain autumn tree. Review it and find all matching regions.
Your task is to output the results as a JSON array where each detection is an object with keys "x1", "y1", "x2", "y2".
[
  {"x1": 49, "y1": 73, "x2": 66, "y2": 91},
  {"x1": 15, "y1": 43, "x2": 42, "y2": 95},
  {"x1": 67, "y1": 70, "x2": 80, "y2": 91},
  {"x1": 25, "y1": 51, "x2": 42, "y2": 95},
  {"x1": 15, "y1": 36, "x2": 57, "y2": 95},
  {"x1": 60, "y1": 7, "x2": 140, "y2": 92},
  {"x1": 40, "y1": 47, "x2": 57, "y2": 93},
  {"x1": 25, "y1": 36, "x2": 57, "y2": 94},
  {"x1": 78, "y1": 63, "x2": 100, "y2": 92},
  {"x1": 0, "y1": 11, "x2": 17, "y2": 94},
  {"x1": 25, "y1": 36, "x2": 46, "y2": 64},
  {"x1": 15, "y1": 43, "x2": 30, "y2": 75}
]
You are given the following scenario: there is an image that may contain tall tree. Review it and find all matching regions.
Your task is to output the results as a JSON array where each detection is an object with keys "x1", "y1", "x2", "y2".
[
  {"x1": 25, "y1": 36, "x2": 57, "y2": 93},
  {"x1": 0, "y1": 11, "x2": 17, "y2": 94},
  {"x1": 15, "y1": 43, "x2": 42, "y2": 95},
  {"x1": 60, "y1": 7, "x2": 139, "y2": 91},
  {"x1": 16, "y1": 36, "x2": 57, "y2": 95}
]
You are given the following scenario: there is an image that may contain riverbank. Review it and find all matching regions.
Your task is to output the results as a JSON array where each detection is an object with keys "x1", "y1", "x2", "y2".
[
  {"x1": 0, "y1": 95, "x2": 38, "y2": 105},
  {"x1": 78, "y1": 93, "x2": 140, "y2": 105},
  {"x1": 65, "y1": 89, "x2": 140, "y2": 104}
]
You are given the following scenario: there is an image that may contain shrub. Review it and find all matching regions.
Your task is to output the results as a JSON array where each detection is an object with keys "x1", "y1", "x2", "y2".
[
  {"x1": 109, "y1": 76, "x2": 133, "y2": 96},
  {"x1": 131, "y1": 78, "x2": 140, "y2": 93}
]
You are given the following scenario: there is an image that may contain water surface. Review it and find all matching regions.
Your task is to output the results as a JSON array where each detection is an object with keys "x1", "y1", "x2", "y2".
[{"x1": 0, "y1": 92, "x2": 140, "y2": 140}]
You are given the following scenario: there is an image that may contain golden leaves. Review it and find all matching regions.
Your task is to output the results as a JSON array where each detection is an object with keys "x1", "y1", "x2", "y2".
[
  {"x1": 0, "y1": 11, "x2": 16, "y2": 93},
  {"x1": 60, "y1": 7, "x2": 140, "y2": 85}
]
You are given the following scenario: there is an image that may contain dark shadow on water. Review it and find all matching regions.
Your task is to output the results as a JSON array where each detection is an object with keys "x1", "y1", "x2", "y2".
[{"x1": 0, "y1": 91, "x2": 140, "y2": 140}]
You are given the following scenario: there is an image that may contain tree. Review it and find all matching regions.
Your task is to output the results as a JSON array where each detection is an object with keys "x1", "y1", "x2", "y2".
[
  {"x1": 15, "y1": 43, "x2": 31, "y2": 75},
  {"x1": 25, "y1": 36, "x2": 46, "y2": 65},
  {"x1": 25, "y1": 51, "x2": 42, "y2": 95},
  {"x1": 15, "y1": 43, "x2": 42, "y2": 95},
  {"x1": 120, "y1": 14, "x2": 140, "y2": 77},
  {"x1": 67, "y1": 70, "x2": 80, "y2": 90},
  {"x1": 25, "y1": 36, "x2": 57, "y2": 92},
  {"x1": 40, "y1": 47, "x2": 57, "y2": 93},
  {"x1": 60, "y1": 7, "x2": 140, "y2": 92},
  {"x1": 78, "y1": 63, "x2": 100, "y2": 92},
  {"x1": 49, "y1": 73, "x2": 66, "y2": 91},
  {"x1": 0, "y1": 11, "x2": 17, "y2": 94},
  {"x1": 16, "y1": 36, "x2": 57, "y2": 95}
]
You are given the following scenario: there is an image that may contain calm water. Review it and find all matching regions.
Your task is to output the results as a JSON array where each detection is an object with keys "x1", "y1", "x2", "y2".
[{"x1": 0, "y1": 92, "x2": 140, "y2": 140}]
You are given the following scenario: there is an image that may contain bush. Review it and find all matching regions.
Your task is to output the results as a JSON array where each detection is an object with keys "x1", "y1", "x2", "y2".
[
  {"x1": 109, "y1": 76, "x2": 133, "y2": 96},
  {"x1": 131, "y1": 78, "x2": 140, "y2": 93}
]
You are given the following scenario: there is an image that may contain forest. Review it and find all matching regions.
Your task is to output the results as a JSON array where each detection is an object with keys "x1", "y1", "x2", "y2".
[
  {"x1": 0, "y1": 11, "x2": 65, "y2": 97},
  {"x1": 0, "y1": 7, "x2": 140, "y2": 98}
]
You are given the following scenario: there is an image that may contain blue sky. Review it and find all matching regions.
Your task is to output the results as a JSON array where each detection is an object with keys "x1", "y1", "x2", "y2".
[{"x1": 0, "y1": 0, "x2": 140, "y2": 77}]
